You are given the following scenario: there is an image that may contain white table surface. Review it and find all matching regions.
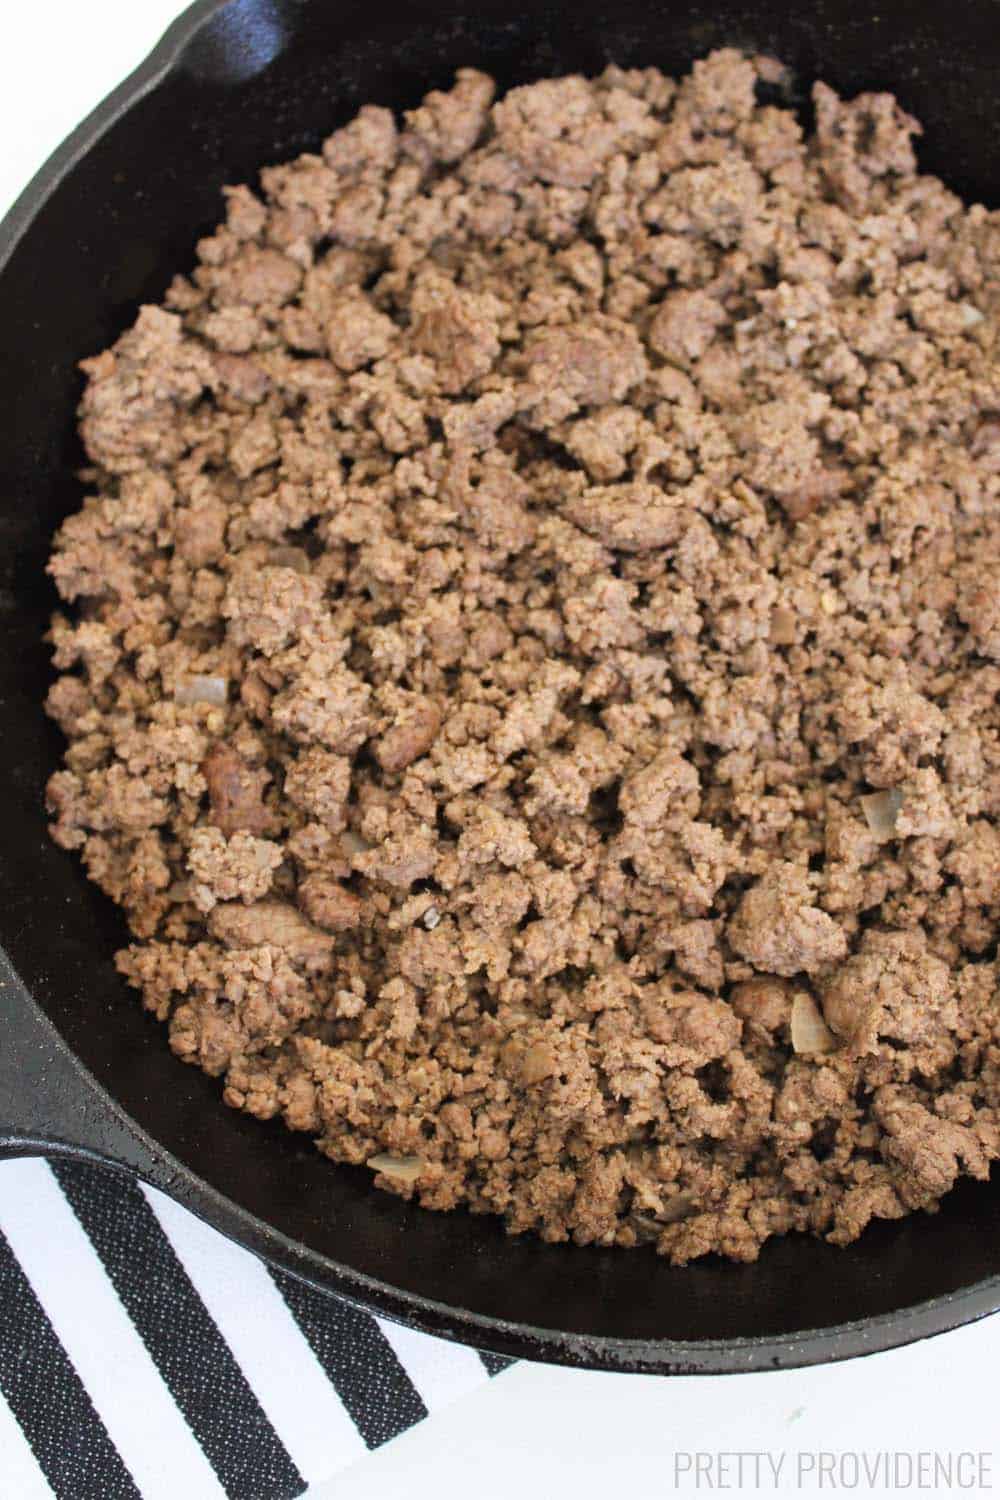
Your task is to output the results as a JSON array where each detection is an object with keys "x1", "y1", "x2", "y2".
[{"x1": 3, "y1": 5, "x2": 998, "y2": 1496}]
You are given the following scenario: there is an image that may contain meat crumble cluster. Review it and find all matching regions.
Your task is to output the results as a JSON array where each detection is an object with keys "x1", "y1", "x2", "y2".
[{"x1": 45, "y1": 50, "x2": 1000, "y2": 1262}]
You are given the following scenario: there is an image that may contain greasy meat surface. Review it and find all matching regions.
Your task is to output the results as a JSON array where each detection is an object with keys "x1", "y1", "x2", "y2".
[{"x1": 46, "y1": 51, "x2": 1000, "y2": 1261}]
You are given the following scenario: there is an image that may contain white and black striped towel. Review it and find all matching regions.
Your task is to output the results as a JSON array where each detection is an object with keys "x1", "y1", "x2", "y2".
[{"x1": 0, "y1": 1157, "x2": 513, "y2": 1498}]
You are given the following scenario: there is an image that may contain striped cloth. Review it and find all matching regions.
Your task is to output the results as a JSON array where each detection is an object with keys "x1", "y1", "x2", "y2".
[{"x1": 0, "y1": 1157, "x2": 512, "y2": 1498}]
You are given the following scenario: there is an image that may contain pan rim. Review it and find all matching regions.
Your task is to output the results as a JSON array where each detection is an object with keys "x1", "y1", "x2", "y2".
[{"x1": 3, "y1": 0, "x2": 999, "y2": 1375}]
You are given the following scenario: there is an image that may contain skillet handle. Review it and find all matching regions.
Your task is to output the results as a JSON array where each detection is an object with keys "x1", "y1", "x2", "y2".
[{"x1": 0, "y1": 947, "x2": 166, "y2": 1181}]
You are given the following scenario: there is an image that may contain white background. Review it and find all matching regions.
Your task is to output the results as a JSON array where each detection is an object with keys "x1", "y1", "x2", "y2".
[{"x1": 2, "y1": 4, "x2": 998, "y2": 1496}]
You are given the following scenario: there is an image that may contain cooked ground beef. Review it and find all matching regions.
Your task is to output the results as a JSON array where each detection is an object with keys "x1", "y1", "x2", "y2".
[{"x1": 45, "y1": 50, "x2": 1000, "y2": 1262}]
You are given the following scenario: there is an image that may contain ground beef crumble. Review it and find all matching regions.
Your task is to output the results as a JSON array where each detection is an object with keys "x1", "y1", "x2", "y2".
[{"x1": 45, "y1": 50, "x2": 1000, "y2": 1263}]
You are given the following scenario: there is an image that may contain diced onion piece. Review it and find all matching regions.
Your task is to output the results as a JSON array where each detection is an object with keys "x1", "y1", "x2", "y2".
[
  {"x1": 631, "y1": 1194, "x2": 695, "y2": 1238},
  {"x1": 658, "y1": 1192, "x2": 695, "y2": 1224},
  {"x1": 340, "y1": 828, "x2": 372, "y2": 857},
  {"x1": 367, "y1": 1153, "x2": 423, "y2": 1182},
  {"x1": 960, "y1": 303, "x2": 984, "y2": 328},
  {"x1": 175, "y1": 675, "x2": 228, "y2": 706},
  {"x1": 770, "y1": 606, "x2": 797, "y2": 645},
  {"x1": 423, "y1": 905, "x2": 441, "y2": 930},
  {"x1": 973, "y1": 419, "x2": 1000, "y2": 456},
  {"x1": 861, "y1": 787, "x2": 903, "y2": 842},
  {"x1": 520, "y1": 1043, "x2": 555, "y2": 1085},
  {"x1": 269, "y1": 546, "x2": 311, "y2": 573},
  {"x1": 790, "y1": 992, "x2": 837, "y2": 1055}
]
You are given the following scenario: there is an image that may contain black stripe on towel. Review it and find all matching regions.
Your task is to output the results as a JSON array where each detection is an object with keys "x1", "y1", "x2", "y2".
[
  {"x1": 0, "y1": 1227, "x2": 141, "y2": 1500},
  {"x1": 479, "y1": 1351, "x2": 515, "y2": 1376},
  {"x1": 271, "y1": 1268, "x2": 428, "y2": 1448},
  {"x1": 52, "y1": 1161, "x2": 305, "y2": 1500}
]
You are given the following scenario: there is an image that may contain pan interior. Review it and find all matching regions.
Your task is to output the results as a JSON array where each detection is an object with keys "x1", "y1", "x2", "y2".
[{"x1": 3, "y1": 0, "x2": 1000, "y2": 1357}]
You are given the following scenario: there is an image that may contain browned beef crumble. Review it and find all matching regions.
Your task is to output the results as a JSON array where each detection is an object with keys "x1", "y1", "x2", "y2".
[{"x1": 45, "y1": 50, "x2": 1000, "y2": 1262}]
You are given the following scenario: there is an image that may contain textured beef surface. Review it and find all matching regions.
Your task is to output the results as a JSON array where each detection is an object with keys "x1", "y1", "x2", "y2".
[{"x1": 46, "y1": 51, "x2": 1000, "y2": 1261}]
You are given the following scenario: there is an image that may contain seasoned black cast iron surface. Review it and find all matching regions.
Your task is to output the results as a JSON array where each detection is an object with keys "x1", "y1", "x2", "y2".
[{"x1": 1, "y1": 0, "x2": 999, "y2": 1371}]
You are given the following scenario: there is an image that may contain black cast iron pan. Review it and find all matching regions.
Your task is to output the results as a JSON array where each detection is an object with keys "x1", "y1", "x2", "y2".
[{"x1": 3, "y1": 0, "x2": 1000, "y2": 1375}]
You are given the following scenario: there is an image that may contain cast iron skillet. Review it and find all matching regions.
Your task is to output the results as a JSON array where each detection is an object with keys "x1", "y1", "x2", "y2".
[{"x1": 2, "y1": 0, "x2": 1000, "y2": 1375}]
